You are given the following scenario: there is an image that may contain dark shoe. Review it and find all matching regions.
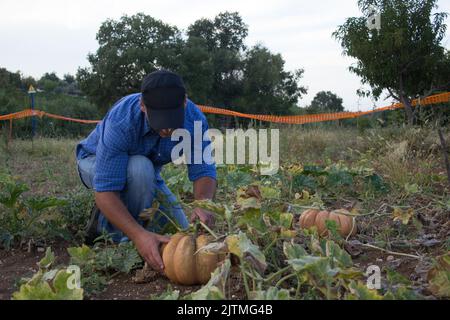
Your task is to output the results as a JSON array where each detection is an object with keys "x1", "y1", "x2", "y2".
[{"x1": 84, "y1": 204, "x2": 100, "y2": 245}]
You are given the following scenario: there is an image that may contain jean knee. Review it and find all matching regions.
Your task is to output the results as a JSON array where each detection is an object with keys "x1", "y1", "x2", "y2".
[{"x1": 127, "y1": 155, "x2": 156, "y2": 189}]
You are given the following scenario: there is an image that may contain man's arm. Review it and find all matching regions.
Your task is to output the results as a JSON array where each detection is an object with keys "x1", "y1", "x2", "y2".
[
  {"x1": 193, "y1": 176, "x2": 216, "y2": 200},
  {"x1": 95, "y1": 192, "x2": 169, "y2": 271},
  {"x1": 190, "y1": 177, "x2": 217, "y2": 227}
]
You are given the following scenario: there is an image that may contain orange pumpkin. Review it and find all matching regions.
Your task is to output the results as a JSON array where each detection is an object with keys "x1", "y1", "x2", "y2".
[
  {"x1": 161, "y1": 233, "x2": 222, "y2": 285},
  {"x1": 298, "y1": 209, "x2": 357, "y2": 237}
]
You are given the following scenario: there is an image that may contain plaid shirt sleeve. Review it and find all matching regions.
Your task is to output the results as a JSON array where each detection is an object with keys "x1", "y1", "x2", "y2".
[
  {"x1": 186, "y1": 103, "x2": 217, "y2": 182},
  {"x1": 93, "y1": 120, "x2": 131, "y2": 192}
]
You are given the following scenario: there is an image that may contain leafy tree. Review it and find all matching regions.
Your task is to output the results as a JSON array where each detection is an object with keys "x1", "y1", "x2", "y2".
[
  {"x1": 333, "y1": 0, "x2": 448, "y2": 125},
  {"x1": 237, "y1": 44, "x2": 307, "y2": 115},
  {"x1": 77, "y1": 13, "x2": 183, "y2": 114},
  {"x1": 178, "y1": 37, "x2": 215, "y2": 104},
  {"x1": 38, "y1": 72, "x2": 62, "y2": 93},
  {"x1": 63, "y1": 74, "x2": 76, "y2": 84},
  {"x1": 187, "y1": 12, "x2": 248, "y2": 52},
  {"x1": 187, "y1": 12, "x2": 248, "y2": 107},
  {"x1": 306, "y1": 91, "x2": 344, "y2": 114},
  {"x1": 0, "y1": 68, "x2": 21, "y2": 89}
]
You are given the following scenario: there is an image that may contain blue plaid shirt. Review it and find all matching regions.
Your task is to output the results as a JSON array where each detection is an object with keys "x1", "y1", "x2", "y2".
[{"x1": 76, "y1": 93, "x2": 216, "y2": 192}]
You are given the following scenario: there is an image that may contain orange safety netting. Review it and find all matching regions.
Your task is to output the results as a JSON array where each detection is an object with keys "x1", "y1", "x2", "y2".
[{"x1": 0, "y1": 92, "x2": 449, "y2": 125}]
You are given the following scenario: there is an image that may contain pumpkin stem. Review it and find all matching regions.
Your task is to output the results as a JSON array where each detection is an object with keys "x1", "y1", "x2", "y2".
[{"x1": 199, "y1": 221, "x2": 220, "y2": 240}]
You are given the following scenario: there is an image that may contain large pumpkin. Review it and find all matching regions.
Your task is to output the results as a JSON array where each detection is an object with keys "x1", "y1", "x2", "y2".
[
  {"x1": 298, "y1": 209, "x2": 357, "y2": 237},
  {"x1": 161, "y1": 233, "x2": 221, "y2": 285}
]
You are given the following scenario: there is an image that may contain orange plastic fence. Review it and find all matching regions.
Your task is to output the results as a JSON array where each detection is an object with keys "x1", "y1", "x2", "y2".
[{"x1": 0, "y1": 92, "x2": 449, "y2": 126}]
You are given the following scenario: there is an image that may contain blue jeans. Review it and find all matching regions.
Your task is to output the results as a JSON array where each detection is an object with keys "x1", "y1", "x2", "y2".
[{"x1": 76, "y1": 155, "x2": 189, "y2": 242}]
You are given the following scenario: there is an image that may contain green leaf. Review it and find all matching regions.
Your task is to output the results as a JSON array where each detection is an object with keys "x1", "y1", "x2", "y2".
[
  {"x1": 251, "y1": 287, "x2": 290, "y2": 300},
  {"x1": 149, "y1": 286, "x2": 180, "y2": 300},
  {"x1": 283, "y1": 241, "x2": 308, "y2": 260},
  {"x1": 26, "y1": 197, "x2": 67, "y2": 212},
  {"x1": 260, "y1": 185, "x2": 281, "y2": 199},
  {"x1": 68, "y1": 245, "x2": 95, "y2": 266},
  {"x1": 38, "y1": 247, "x2": 55, "y2": 269},
  {"x1": 13, "y1": 268, "x2": 83, "y2": 300},
  {"x1": 326, "y1": 170, "x2": 353, "y2": 187},
  {"x1": 325, "y1": 241, "x2": 353, "y2": 268},
  {"x1": 292, "y1": 174, "x2": 317, "y2": 192},
  {"x1": 346, "y1": 281, "x2": 383, "y2": 300}
]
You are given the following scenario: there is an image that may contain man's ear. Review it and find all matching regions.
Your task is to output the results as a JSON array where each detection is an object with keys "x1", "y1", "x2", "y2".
[
  {"x1": 183, "y1": 94, "x2": 188, "y2": 108},
  {"x1": 140, "y1": 98, "x2": 146, "y2": 112}
]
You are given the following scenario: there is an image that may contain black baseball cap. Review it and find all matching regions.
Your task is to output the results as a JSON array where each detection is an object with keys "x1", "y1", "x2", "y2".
[{"x1": 141, "y1": 70, "x2": 186, "y2": 130}]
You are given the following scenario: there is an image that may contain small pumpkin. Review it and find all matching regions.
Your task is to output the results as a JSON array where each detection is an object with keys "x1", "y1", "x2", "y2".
[
  {"x1": 161, "y1": 233, "x2": 222, "y2": 285},
  {"x1": 298, "y1": 209, "x2": 357, "y2": 237}
]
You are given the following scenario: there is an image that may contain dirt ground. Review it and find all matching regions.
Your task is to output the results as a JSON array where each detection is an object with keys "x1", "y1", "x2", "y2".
[{"x1": 0, "y1": 242, "x2": 246, "y2": 300}]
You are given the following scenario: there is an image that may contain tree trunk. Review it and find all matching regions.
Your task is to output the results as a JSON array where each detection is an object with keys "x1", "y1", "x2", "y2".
[
  {"x1": 400, "y1": 94, "x2": 414, "y2": 126},
  {"x1": 399, "y1": 75, "x2": 414, "y2": 126}
]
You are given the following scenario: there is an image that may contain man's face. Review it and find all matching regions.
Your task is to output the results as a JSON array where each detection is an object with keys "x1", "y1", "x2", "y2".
[{"x1": 140, "y1": 97, "x2": 187, "y2": 137}]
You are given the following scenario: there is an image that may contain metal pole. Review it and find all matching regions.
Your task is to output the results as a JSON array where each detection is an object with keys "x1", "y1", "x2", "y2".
[
  {"x1": 28, "y1": 85, "x2": 37, "y2": 139},
  {"x1": 31, "y1": 92, "x2": 35, "y2": 138}
]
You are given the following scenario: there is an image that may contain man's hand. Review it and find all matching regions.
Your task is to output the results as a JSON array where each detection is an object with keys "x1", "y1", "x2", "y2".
[
  {"x1": 190, "y1": 207, "x2": 215, "y2": 228},
  {"x1": 134, "y1": 230, "x2": 170, "y2": 272}
]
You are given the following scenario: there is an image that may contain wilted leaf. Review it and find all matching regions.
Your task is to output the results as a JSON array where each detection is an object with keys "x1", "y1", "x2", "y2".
[
  {"x1": 226, "y1": 233, "x2": 267, "y2": 273},
  {"x1": 427, "y1": 254, "x2": 450, "y2": 298},
  {"x1": 188, "y1": 259, "x2": 231, "y2": 300},
  {"x1": 392, "y1": 207, "x2": 414, "y2": 225},
  {"x1": 191, "y1": 199, "x2": 226, "y2": 216}
]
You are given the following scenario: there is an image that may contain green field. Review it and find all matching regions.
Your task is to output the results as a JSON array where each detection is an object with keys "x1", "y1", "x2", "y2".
[{"x1": 0, "y1": 125, "x2": 449, "y2": 300}]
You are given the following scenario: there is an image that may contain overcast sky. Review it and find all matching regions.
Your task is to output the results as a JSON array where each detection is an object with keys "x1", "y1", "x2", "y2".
[{"x1": 0, "y1": 0, "x2": 449, "y2": 111}]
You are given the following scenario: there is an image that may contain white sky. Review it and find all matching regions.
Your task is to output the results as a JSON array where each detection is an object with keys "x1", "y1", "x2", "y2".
[{"x1": 0, "y1": 0, "x2": 449, "y2": 111}]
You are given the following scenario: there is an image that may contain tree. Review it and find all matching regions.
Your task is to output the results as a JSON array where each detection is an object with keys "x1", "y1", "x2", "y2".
[
  {"x1": 237, "y1": 44, "x2": 307, "y2": 115},
  {"x1": 38, "y1": 72, "x2": 61, "y2": 93},
  {"x1": 77, "y1": 13, "x2": 183, "y2": 114},
  {"x1": 333, "y1": 0, "x2": 448, "y2": 125},
  {"x1": 0, "y1": 68, "x2": 21, "y2": 89},
  {"x1": 307, "y1": 91, "x2": 344, "y2": 114},
  {"x1": 187, "y1": 12, "x2": 248, "y2": 107}
]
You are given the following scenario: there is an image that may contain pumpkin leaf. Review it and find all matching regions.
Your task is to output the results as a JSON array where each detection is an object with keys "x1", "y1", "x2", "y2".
[
  {"x1": 13, "y1": 268, "x2": 83, "y2": 300},
  {"x1": 188, "y1": 259, "x2": 231, "y2": 300},
  {"x1": 225, "y1": 232, "x2": 267, "y2": 274},
  {"x1": 392, "y1": 207, "x2": 414, "y2": 225},
  {"x1": 195, "y1": 241, "x2": 228, "y2": 255},
  {"x1": 325, "y1": 241, "x2": 353, "y2": 268},
  {"x1": 346, "y1": 281, "x2": 383, "y2": 300},
  {"x1": 427, "y1": 254, "x2": 450, "y2": 298},
  {"x1": 150, "y1": 286, "x2": 180, "y2": 300},
  {"x1": 259, "y1": 186, "x2": 281, "y2": 199},
  {"x1": 283, "y1": 242, "x2": 308, "y2": 260},
  {"x1": 236, "y1": 185, "x2": 262, "y2": 211},
  {"x1": 250, "y1": 287, "x2": 291, "y2": 300},
  {"x1": 38, "y1": 247, "x2": 55, "y2": 269},
  {"x1": 191, "y1": 199, "x2": 226, "y2": 216}
]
